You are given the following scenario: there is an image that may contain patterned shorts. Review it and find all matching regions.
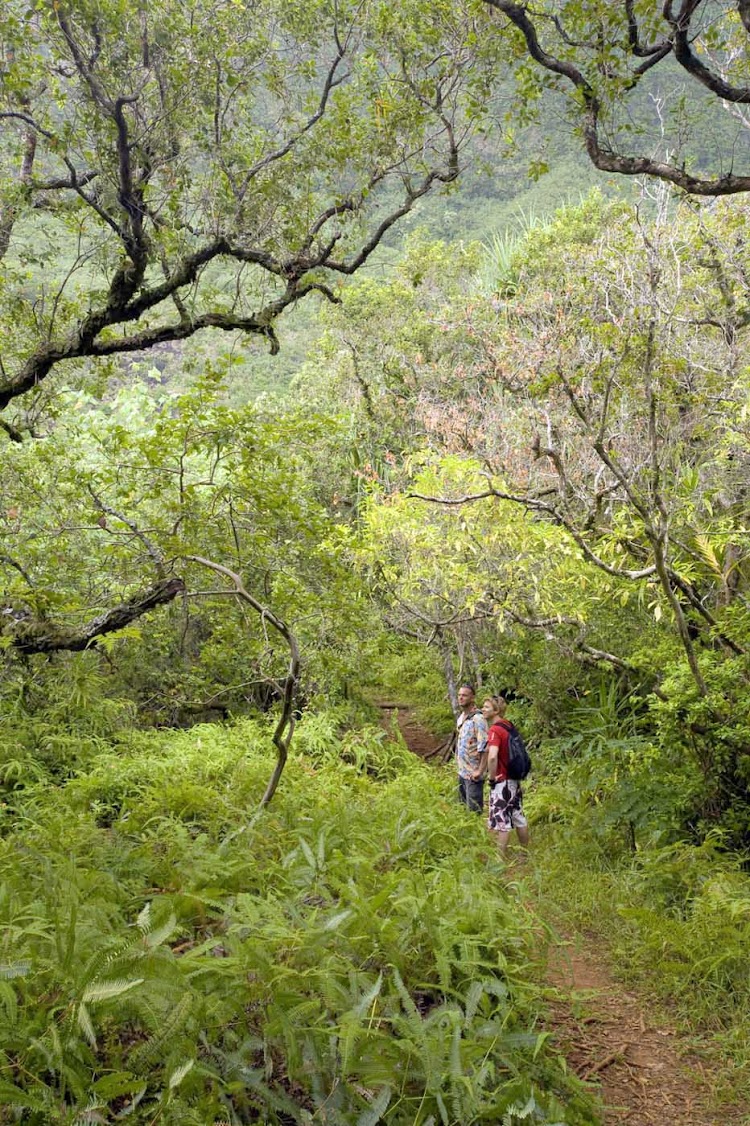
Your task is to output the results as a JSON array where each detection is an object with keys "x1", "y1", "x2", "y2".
[{"x1": 488, "y1": 779, "x2": 528, "y2": 833}]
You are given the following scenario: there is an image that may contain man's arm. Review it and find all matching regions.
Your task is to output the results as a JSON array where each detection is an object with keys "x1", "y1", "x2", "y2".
[{"x1": 472, "y1": 716, "x2": 489, "y2": 780}]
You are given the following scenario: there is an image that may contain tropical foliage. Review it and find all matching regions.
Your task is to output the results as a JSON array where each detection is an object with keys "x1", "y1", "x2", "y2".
[
  {"x1": 3, "y1": 2, "x2": 750, "y2": 1122},
  {"x1": 0, "y1": 718, "x2": 596, "y2": 1124}
]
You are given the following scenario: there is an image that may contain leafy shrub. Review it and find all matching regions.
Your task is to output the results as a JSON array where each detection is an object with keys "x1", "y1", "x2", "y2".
[{"x1": 0, "y1": 714, "x2": 593, "y2": 1124}]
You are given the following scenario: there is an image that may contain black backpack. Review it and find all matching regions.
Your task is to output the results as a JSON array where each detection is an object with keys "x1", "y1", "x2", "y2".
[{"x1": 497, "y1": 719, "x2": 531, "y2": 781}]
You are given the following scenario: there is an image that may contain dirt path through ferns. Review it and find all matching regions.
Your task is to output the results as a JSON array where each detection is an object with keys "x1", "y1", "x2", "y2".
[
  {"x1": 544, "y1": 938, "x2": 745, "y2": 1125},
  {"x1": 386, "y1": 702, "x2": 747, "y2": 1126}
]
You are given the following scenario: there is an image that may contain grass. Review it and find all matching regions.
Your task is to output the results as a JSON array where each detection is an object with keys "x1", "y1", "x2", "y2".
[
  {"x1": 0, "y1": 714, "x2": 597, "y2": 1125},
  {"x1": 524, "y1": 804, "x2": 750, "y2": 1110}
]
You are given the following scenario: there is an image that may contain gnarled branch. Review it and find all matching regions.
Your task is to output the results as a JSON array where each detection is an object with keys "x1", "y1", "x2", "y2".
[
  {"x1": 484, "y1": 0, "x2": 750, "y2": 196},
  {"x1": 6, "y1": 576, "x2": 185, "y2": 654},
  {"x1": 187, "y1": 556, "x2": 300, "y2": 807}
]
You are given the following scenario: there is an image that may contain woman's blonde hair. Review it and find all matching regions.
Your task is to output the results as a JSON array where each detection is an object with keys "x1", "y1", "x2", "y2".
[{"x1": 483, "y1": 695, "x2": 507, "y2": 716}]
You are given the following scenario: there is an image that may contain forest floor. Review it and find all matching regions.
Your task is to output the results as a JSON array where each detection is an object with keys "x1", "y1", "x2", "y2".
[{"x1": 380, "y1": 702, "x2": 749, "y2": 1126}]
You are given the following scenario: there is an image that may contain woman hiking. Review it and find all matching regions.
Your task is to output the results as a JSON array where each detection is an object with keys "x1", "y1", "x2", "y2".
[{"x1": 483, "y1": 695, "x2": 530, "y2": 859}]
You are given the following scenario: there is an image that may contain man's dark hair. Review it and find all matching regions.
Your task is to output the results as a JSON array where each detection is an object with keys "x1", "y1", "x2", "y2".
[{"x1": 458, "y1": 683, "x2": 475, "y2": 694}]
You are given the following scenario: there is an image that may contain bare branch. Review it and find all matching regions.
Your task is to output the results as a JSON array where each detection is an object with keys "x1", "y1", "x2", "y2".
[
  {"x1": 326, "y1": 154, "x2": 460, "y2": 276},
  {"x1": 187, "y1": 556, "x2": 300, "y2": 807},
  {"x1": 87, "y1": 486, "x2": 166, "y2": 577},
  {"x1": 236, "y1": 40, "x2": 350, "y2": 203},
  {"x1": 0, "y1": 110, "x2": 56, "y2": 141}
]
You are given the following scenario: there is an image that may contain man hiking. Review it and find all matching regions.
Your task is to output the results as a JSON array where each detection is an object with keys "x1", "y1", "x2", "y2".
[{"x1": 456, "y1": 683, "x2": 488, "y2": 813}]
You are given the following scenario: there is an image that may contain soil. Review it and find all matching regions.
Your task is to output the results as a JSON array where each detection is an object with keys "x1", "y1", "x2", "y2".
[
  {"x1": 377, "y1": 702, "x2": 444, "y2": 759},
  {"x1": 546, "y1": 937, "x2": 745, "y2": 1125},
  {"x1": 386, "y1": 703, "x2": 749, "y2": 1126}
]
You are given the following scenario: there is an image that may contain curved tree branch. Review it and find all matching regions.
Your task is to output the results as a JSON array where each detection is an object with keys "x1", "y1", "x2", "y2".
[
  {"x1": 187, "y1": 556, "x2": 300, "y2": 807},
  {"x1": 408, "y1": 487, "x2": 658, "y2": 580},
  {"x1": 484, "y1": 0, "x2": 750, "y2": 195},
  {"x1": 667, "y1": 0, "x2": 750, "y2": 103}
]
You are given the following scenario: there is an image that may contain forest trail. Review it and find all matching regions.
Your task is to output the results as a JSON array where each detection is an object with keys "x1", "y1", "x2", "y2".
[
  {"x1": 545, "y1": 941, "x2": 744, "y2": 1125},
  {"x1": 378, "y1": 702, "x2": 445, "y2": 759},
  {"x1": 385, "y1": 703, "x2": 747, "y2": 1126}
]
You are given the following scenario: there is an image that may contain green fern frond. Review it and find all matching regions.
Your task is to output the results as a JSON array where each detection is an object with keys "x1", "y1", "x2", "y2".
[
  {"x1": 0, "y1": 961, "x2": 30, "y2": 978},
  {"x1": 167, "y1": 1058, "x2": 195, "y2": 1090},
  {"x1": 391, "y1": 966, "x2": 420, "y2": 1021},
  {"x1": 299, "y1": 838, "x2": 316, "y2": 869},
  {"x1": 89, "y1": 1072, "x2": 145, "y2": 1102},
  {"x1": 81, "y1": 977, "x2": 144, "y2": 1003},
  {"x1": 0, "y1": 980, "x2": 18, "y2": 1023},
  {"x1": 143, "y1": 913, "x2": 178, "y2": 949},
  {"x1": 463, "y1": 979, "x2": 485, "y2": 1023},
  {"x1": 129, "y1": 993, "x2": 193, "y2": 1075},
  {"x1": 77, "y1": 1002, "x2": 97, "y2": 1047},
  {"x1": 352, "y1": 973, "x2": 383, "y2": 1020},
  {"x1": 447, "y1": 1010, "x2": 467, "y2": 1121},
  {"x1": 356, "y1": 1085, "x2": 391, "y2": 1126},
  {"x1": 137, "y1": 902, "x2": 152, "y2": 932},
  {"x1": 0, "y1": 1079, "x2": 51, "y2": 1112}
]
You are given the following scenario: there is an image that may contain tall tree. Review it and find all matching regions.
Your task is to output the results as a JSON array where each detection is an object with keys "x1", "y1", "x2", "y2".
[
  {"x1": 0, "y1": 0, "x2": 499, "y2": 420},
  {"x1": 0, "y1": 0, "x2": 500, "y2": 644},
  {"x1": 305, "y1": 194, "x2": 750, "y2": 690}
]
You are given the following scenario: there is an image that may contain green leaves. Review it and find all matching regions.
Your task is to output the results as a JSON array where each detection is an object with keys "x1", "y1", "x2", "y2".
[
  {"x1": 80, "y1": 977, "x2": 145, "y2": 1003},
  {"x1": 0, "y1": 712, "x2": 588, "y2": 1123}
]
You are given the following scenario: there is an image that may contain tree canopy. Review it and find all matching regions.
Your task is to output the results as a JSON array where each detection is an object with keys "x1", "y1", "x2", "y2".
[
  {"x1": 0, "y1": 0, "x2": 503, "y2": 660},
  {"x1": 0, "y1": 0, "x2": 500, "y2": 420},
  {"x1": 483, "y1": 0, "x2": 750, "y2": 195}
]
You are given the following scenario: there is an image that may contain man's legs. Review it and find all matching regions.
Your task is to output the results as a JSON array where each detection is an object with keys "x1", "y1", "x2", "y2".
[
  {"x1": 494, "y1": 826, "x2": 528, "y2": 861},
  {"x1": 458, "y1": 776, "x2": 484, "y2": 813},
  {"x1": 466, "y1": 778, "x2": 484, "y2": 813}
]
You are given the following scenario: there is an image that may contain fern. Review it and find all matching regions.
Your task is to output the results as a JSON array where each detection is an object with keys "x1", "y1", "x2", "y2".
[
  {"x1": 129, "y1": 993, "x2": 194, "y2": 1075},
  {"x1": 167, "y1": 1057, "x2": 195, "y2": 1090},
  {"x1": 0, "y1": 712, "x2": 591, "y2": 1122},
  {"x1": 356, "y1": 1085, "x2": 392, "y2": 1126},
  {"x1": 81, "y1": 977, "x2": 145, "y2": 1003}
]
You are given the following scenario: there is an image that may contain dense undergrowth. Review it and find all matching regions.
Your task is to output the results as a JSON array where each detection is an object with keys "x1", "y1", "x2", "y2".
[
  {"x1": 526, "y1": 774, "x2": 750, "y2": 1108},
  {"x1": 0, "y1": 712, "x2": 597, "y2": 1126}
]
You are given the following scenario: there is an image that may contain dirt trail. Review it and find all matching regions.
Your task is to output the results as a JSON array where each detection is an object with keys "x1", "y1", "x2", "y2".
[
  {"x1": 387, "y1": 703, "x2": 747, "y2": 1126},
  {"x1": 378, "y1": 702, "x2": 444, "y2": 759},
  {"x1": 546, "y1": 940, "x2": 743, "y2": 1125}
]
